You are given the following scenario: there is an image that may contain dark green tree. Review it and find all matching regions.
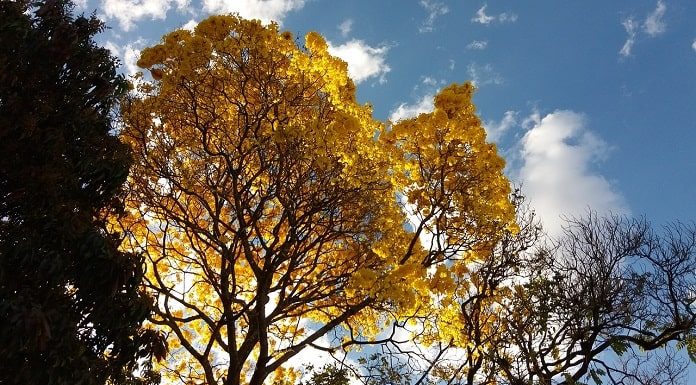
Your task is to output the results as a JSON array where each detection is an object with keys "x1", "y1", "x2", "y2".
[{"x1": 0, "y1": 1, "x2": 165, "y2": 384}]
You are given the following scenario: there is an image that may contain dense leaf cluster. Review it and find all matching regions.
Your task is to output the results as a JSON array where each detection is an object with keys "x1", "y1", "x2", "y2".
[
  {"x1": 0, "y1": 1, "x2": 164, "y2": 384},
  {"x1": 117, "y1": 15, "x2": 516, "y2": 385}
]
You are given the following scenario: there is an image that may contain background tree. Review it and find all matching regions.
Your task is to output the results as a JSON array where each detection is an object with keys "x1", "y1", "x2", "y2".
[
  {"x1": 362, "y1": 212, "x2": 696, "y2": 385},
  {"x1": 117, "y1": 15, "x2": 516, "y2": 385},
  {"x1": 0, "y1": 1, "x2": 165, "y2": 384},
  {"x1": 493, "y1": 214, "x2": 696, "y2": 385}
]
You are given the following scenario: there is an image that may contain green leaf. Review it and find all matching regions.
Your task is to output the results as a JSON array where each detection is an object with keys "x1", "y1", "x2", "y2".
[
  {"x1": 685, "y1": 335, "x2": 696, "y2": 363},
  {"x1": 610, "y1": 340, "x2": 629, "y2": 356},
  {"x1": 589, "y1": 369, "x2": 603, "y2": 385}
]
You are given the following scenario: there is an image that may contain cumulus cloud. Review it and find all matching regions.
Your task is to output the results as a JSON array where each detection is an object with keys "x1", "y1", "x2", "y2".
[
  {"x1": 181, "y1": 19, "x2": 198, "y2": 31},
  {"x1": 389, "y1": 76, "x2": 445, "y2": 122},
  {"x1": 419, "y1": 0, "x2": 449, "y2": 33},
  {"x1": 101, "y1": 0, "x2": 190, "y2": 31},
  {"x1": 644, "y1": 0, "x2": 667, "y2": 36},
  {"x1": 513, "y1": 111, "x2": 628, "y2": 235},
  {"x1": 103, "y1": 39, "x2": 147, "y2": 77},
  {"x1": 619, "y1": 1, "x2": 667, "y2": 57},
  {"x1": 103, "y1": 41, "x2": 120, "y2": 58},
  {"x1": 484, "y1": 110, "x2": 517, "y2": 142},
  {"x1": 389, "y1": 94, "x2": 434, "y2": 122},
  {"x1": 692, "y1": 39, "x2": 696, "y2": 52},
  {"x1": 472, "y1": 4, "x2": 517, "y2": 25},
  {"x1": 104, "y1": 0, "x2": 303, "y2": 29},
  {"x1": 338, "y1": 18, "x2": 353, "y2": 37},
  {"x1": 466, "y1": 40, "x2": 488, "y2": 50},
  {"x1": 467, "y1": 63, "x2": 503, "y2": 87},
  {"x1": 202, "y1": 0, "x2": 305, "y2": 24},
  {"x1": 327, "y1": 40, "x2": 391, "y2": 84}
]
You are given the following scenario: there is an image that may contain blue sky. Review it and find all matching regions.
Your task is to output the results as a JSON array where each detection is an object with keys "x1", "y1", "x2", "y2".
[{"x1": 85, "y1": 0, "x2": 696, "y2": 235}]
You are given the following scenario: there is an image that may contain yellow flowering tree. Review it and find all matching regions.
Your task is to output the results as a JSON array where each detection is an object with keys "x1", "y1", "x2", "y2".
[{"x1": 116, "y1": 15, "x2": 516, "y2": 385}]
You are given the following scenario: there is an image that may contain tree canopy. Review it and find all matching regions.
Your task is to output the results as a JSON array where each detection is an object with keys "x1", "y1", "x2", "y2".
[
  {"x1": 114, "y1": 13, "x2": 696, "y2": 385},
  {"x1": 117, "y1": 15, "x2": 516, "y2": 385},
  {"x1": 0, "y1": 1, "x2": 164, "y2": 383}
]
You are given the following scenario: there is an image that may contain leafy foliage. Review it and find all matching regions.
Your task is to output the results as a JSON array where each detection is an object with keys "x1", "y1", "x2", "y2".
[
  {"x1": 115, "y1": 15, "x2": 516, "y2": 385},
  {"x1": 499, "y1": 215, "x2": 696, "y2": 385},
  {"x1": 300, "y1": 364, "x2": 351, "y2": 385},
  {"x1": 358, "y1": 353, "x2": 414, "y2": 385},
  {"x1": 0, "y1": 1, "x2": 165, "y2": 383}
]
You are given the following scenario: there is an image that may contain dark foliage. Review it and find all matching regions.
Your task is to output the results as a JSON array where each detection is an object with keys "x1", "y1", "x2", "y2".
[
  {"x1": 0, "y1": 1, "x2": 165, "y2": 384},
  {"x1": 300, "y1": 364, "x2": 351, "y2": 385},
  {"x1": 497, "y1": 214, "x2": 696, "y2": 385}
]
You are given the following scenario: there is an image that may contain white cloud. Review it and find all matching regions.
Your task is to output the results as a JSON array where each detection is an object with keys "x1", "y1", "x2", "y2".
[
  {"x1": 466, "y1": 40, "x2": 488, "y2": 50},
  {"x1": 472, "y1": 4, "x2": 517, "y2": 25},
  {"x1": 521, "y1": 109, "x2": 541, "y2": 130},
  {"x1": 338, "y1": 18, "x2": 353, "y2": 38},
  {"x1": 644, "y1": 0, "x2": 667, "y2": 36},
  {"x1": 123, "y1": 43, "x2": 146, "y2": 76},
  {"x1": 472, "y1": 4, "x2": 494, "y2": 24},
  {"x1": 692, "y1": 39, "x2": 696, "y2": 52},
  {"x1": 620, "y1": 18, "x2": 638, "y2": 57},
  {"x1": 389, "y1": 94, "x2": 434, "y2": 122},
  {"x1": 484, "y1": 110, "x2": 517, "y2": 142},
  {"x1": 619, "y1": 1, "x2": 667, "y2": 57},
  {"x1": 467, "y1": 63, "x2": 503, "y2": 87},
  {"x1": 202, "y1": 0, "x2": 305, "y2": 24},
  {"x1": 327, "y1": 40, "x2": 391, "y2": 84},
  {"x1": 101, "y1": 0, "x2": 190, "y2": 31},
  {"x1": 74, "y1": 0, "x2": 88, "y2": 10},
  {"x1": 101, "y1": 0, "x2": 306, "y2": 31},
  {"x1": 103, "y1": 41, "x2": 120, "y2": 58},
  {"x1": 104, "y1": 39, "x2": 147, "y2": 77},
  {"x1": 513, "y1": 111, "x2": 628, "y2": 235},
  {"x1": 388, "y1": 77, "x2": 442, "y2": 122},
  {"x1": 181, "y1": 19, "x2": 197, "y2": 31},
  {"x1": 286, "y1": 345, "x2": 337, "y2": 378},
  {"x1": 419, "y1": 0, "x2": 449, "y2": 33},
  {"x1": 422, "y1": 76, "x2": 438, "y2": 87},
  {"x1": 498, "y1": 12, "x2": 518, "y2": 23}
]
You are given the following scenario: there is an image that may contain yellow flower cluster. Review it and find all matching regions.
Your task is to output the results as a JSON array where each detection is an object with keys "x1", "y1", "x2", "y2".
[{"x1": 115, "y1": 14, "x2": 519, "y2": 385}]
